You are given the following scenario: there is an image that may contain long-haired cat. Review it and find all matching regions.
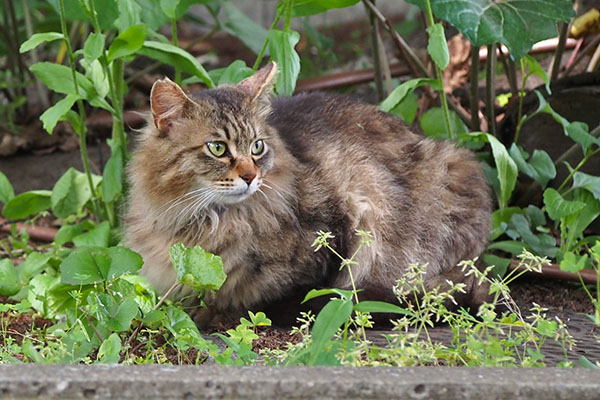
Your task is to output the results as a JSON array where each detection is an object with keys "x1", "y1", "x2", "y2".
[{"x1": 125, "y1": 62, "x2": 492, "y2": 327}]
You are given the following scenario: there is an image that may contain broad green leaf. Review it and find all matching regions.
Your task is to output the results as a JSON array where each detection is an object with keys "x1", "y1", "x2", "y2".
[
  {"x1": 268, "y1": 29, "x2": 301, "y2": 96},
  {"x1": 486, "y1": 240, "x2": 530, "y2": 255},
  {"x1": 543, "y1": 188, "x2": 585, "y2": 220},
  {"x1": 380, "y1": 78, "x2": 438, "y2": 112},
  {"x1": 0, "y1": 171, "x2": 15, "y2": 204},
  {"x1": 420, "y1": 107, "x2": 468, "y2": 140},
  {"x1": 222, "y1": 2, "x2": 268, "y2": 56},
  {"x1": 490, "y1": 207, "x2": 522, "y2": 240},
  {"x1": 18, "y1": 252, "x2": 52, "y2": 283},
  {"x1": 302, "y1": 288, "x2": 354, "y2": 303},
  {"x1": 509, "y1": 214, "x2": 557, "y2": 257},
  {"x1": 105, "y1": 246, "x2": 143, "y2": 281},
  {"x1": 2, "y1": 190, "x2": 51, "y2": 219},
  {"x1": 114, "y1": 0, "x2": 142, "y2": 32},
  {"x1": 40, "y1": 94, "x2": 78, "y2": 134},
  {"x1": 309, "y1": 297, "x2": 353, "y2": 364},
  {"x1": 170, "y1": 242, "x2": 226, "y2": 291},
  {"x1": 564, "y1": 190, "x2": 600, "y2": 250},
  {"x1": 217, "y1": 60, "x2": 254, "y2": 85},
  {"x1": 83, "y1": 32, "x2": 105, "y2": 62},
  {"x1": 288, "y1": 0, "x2": 360, "y2": 16},
  {"x1": 159, "y1": 0, "x2": 180, "y2": 18},
  {"x1": 389, "y1": 91, "x2": 419, "y2": 124},
  {"x1": 83, "y1": 59, "x2": 109, "y2": 99},
  {"x1": 427, "y1": 23, "x2": 449, "y2": 69},
  {"x1": 138, "y1": 41, "x2": 214, "y2": 87},
  {"x1": 27, "y1": 274, "x2": 59, "y2": 316},
  {"x1": 572, "y1": 171, "x2": 600, "y2": 201},
  {"x1": 73, "y1": 221, "x2": 111, "y2": 248},
  {"x1": 60, "y1": 247, "x2": 110, "y2": 285},
  {"x1": 48, "y1": 0, "x2": 119, "y2": 30},
  {"x1": 559, "y1": 252, "x2": 587, "y2": 273},
  {"x1": 101, "y1": 146, "x2": 123, "y2": 202},
  {"x1": 509, "y1": 144, "x2": 555, "y2": 189},
  {"x1": 523, "y1": 55, "x2": 550, "y2": 94},
  {"x1": 525, "y1": 205, "x2": 546, "y2": 228},
  {"x1": 482, "y1": 254, "x2": 512, "y2": 278},
  {"x1": 0, "y1": 259, "x2": 20, "y2": 297},
  {"x1": 98, "y1": 332, "x2": 122, "y2": 363},
  {"x1": 51, "y1": 167, "x2": 92, "y2": 218},
  {"x1": 469, "y1": 132, "x2": 517, "y2": 208},
  {"x1": 164, "y1": 304, "x2": 208, "y2": 350},
  {"x1": 107, "y1": 24, "x2": 146, "y2": 62},
  {"x1": 407, "y1": 0, "x2": 574, "y2": 60},
  {"x1": 30, "y1": 62, "x2": 113, "y2": 112},
  {"x1": 354, "y1": 301, "x2": 415, "y2": 316},
  {"x1": 19, "y1": 32, "x2": 63, "y2": 53},
  {"x1": 105, "y1": 298, "x2": 139, "y2": 332}
]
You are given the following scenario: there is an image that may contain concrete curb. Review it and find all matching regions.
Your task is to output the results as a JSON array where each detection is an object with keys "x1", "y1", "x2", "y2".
[{"x1": 1, "y1": 365, "x2": 599, "y2": 399}]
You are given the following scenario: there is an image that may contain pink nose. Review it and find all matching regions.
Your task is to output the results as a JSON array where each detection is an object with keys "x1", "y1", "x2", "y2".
[{"x1": 240, "y1": 171, "x2": 256, "y2": 185}]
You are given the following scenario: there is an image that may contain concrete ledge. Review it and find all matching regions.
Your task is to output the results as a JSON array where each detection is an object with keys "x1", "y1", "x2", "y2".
[{"x1": 1, "y1": 365, "x2": 599, "y2": 400}]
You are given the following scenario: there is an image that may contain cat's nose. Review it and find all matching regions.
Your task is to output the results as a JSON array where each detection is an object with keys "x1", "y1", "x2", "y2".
[{"x1": 240, "y1": 172, "x2": 256, "y2": 185}]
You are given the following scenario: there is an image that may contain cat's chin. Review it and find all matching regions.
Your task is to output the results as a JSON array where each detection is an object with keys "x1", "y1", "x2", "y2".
[{"x1": 218, "y1": 188, "x2": 258, "y2": 205}]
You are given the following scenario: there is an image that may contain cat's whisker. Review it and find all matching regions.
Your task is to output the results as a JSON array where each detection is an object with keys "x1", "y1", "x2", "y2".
[
  {"x1": 262, "y1": 179, "x2": 295, "y2": 199},
  {"x1": 154, "y1": 187, "x2": 214, "y2": 220},
  {"x1": 260, "y1": 183, "x2": 289, "y2": 204},
  {"x1": 257, "y1": 188, "x2": 280, "y2": 230}
]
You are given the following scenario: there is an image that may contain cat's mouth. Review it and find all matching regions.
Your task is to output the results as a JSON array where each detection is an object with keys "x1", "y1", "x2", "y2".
[{"x1": 217, "y1": 180, "x2": 261, "y2": 205}]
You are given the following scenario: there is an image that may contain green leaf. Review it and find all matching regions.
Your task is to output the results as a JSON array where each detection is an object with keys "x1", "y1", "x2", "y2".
[
  {"x1": 18, "y1": 252, "x2": 52, "y2": 283},
  {"x1": 105, "y1": 246, "x2": 143, "y2": 281},
  {"x1": 380, "y1": 78, "x2": 438, "y2": 112},
  {"x1": 289, "y1": 0, "x2": 360, "y2": 17},
  {"x1": 48, "y1": 0, "x2": 119, "y2": 30},
  {"x1": 222, "y1": 2, "x2": 268, "y2": 56},
  {"x1": 40, "y1": 94, "x2": 79, "y2": 134},
  {"x1": 163, "y1": 304, "x2": 208, "y2": 351},
  {"x1": 60, "y1": 247, "x2": 110, "y2": 285},
  {"x1": 138, "y1": 41, "x2": 214, "y2": 87},
  {"x1": 389, "y1": 92, "x2": 419, "y2": 124},
  {"x1": 564, "y1": 190, "x2": 600, "y2": 249},
  {"x1": 354, "y1": 301, "x2": 415, "y2": 316},
  {"x1": 523, "y1": 55, "x2": 550, "y2": 94},
  {"x1": 268, "y1": 29, "x2": 301, "y2": 96},
  {"x1": 101, "y1": 146, "x2": 123, "y2": 202},
  {"x1": 0, "y1": 259, "x2": 20, "y2": 297},
  {"x1": 105, "y1": 298, "x2": 139, "y2": 332},
  {"x1": 559, "y1": 251, "x2": 587, "y2": 273},
  {"x1": 51, "y1": 168, "x2": 93, "y2": 218},
  {"x1": 309, "y1": 297, "x2": 353, "y2": 364},
  {"x1": 490, "y1": 207, "x2": 522, "y2": 240},
  {"x1": 486, "y1": 240, "x2": 529, "y2": 255},
  {"x1": 543, "y1": 188, "x2": 585, "y2": 220},
  {"x1": 216, "y1": 60, "x2": 254, "y2": 85},
  {"x1": 0, "y1": 171, "x2": 15, "y2": 204},
  {"x1": 420, "y1": 107, "x2": 468, "y2": 140},
  {"x1": 302, "y1": 288, "x2": 354, "y2": 303},
  {"x1": 73, "y1": 221, "x2": 111, "y2": 248},
  {"x1": 98, "y1": 332, "x2": 122, "y2": 363},
  {"x1": 2, "y1": 190, "x2": 51, "y2": 219},
  {"x1": 30, "y1": 62, "x2": 113, "y2": 112},
  {"x1": 114, "y1": 0, "x2": 142, "y2": 32},
  {"x1": 107, "y1": 24, "x2": 146, "y2": 62},
  {"x1": 572, "y1": 171, "x2": 600, "y2": 201},
  {"x1": 407, "y1": 0, "x2": 575, "y2": 60},
  {"x1": 509, "y1": 214, "x2": 558, "y2": 257},
  {"x1": 19, "y1": 32, "x2": 63, "y2": 53},
  {"x1": 159, "y1": 0, "x2": 180, "y2": 18},
  {"x1": 482, "y1": 254, "x2": 512, "y2": 278},
  {"x1": 83, "y1": 32, "x2": 105, "y2": 62},
  {"x1": 169, "y1": 242, "x2": 226, "y2": 291},
  {"x1": 509, "y1": 144, "x2": 555, "y2": 189},
  {"x1": 427, "y1": 23, "x2": 449, "y2": 69}
]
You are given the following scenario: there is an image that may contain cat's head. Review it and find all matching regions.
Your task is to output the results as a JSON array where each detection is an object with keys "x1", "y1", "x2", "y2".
[{"x1": 141, "y1": 62, "x2": 280, "y2": 210}]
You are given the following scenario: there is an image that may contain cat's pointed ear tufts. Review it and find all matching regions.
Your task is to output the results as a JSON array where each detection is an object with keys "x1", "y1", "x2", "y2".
[
  {"x1": 238, "y1": 62, "x2": 278, "y2": 104},
  {"x1": 150, "y1": 77, "x2": 193, "y2": 136}
]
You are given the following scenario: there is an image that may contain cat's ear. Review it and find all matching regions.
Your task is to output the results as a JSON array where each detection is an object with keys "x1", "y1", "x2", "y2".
[
  {"x1": 237, "y1": 62, "x2": 277, "y2": 105},
  {"x1": 150, "y1": 77, "x2": 193, "y2": 135}
]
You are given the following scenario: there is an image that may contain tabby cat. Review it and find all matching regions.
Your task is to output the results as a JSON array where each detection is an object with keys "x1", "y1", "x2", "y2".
[{"x1": 125, "y1": 62, "x2": 492, "y2": 327}]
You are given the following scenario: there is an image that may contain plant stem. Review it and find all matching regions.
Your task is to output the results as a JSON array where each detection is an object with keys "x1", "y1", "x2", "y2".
[
  {"x1": 252, "y1": 14, "x2": 282, "y2": 70},
  {"x1": 513, "y1": 60, "x2": 528, "y2": 145},
  {"x1": 366, "y1": 0, "x2": 384, "y2": 101},
  {"x1": 171, "y1": 18, "x2": 181, "y2": 85},
  {"x1": 556, "y1": 147, "x2": 600, "y2": 193},
  {"x1": 423, "y1": 0, "x2": 453, "y2": 140},
  {"x1": 485, "y1": 44, "x2": 497, "y2": 137},
  {"x1": 549, "y1": 22, "x2": 569, "y2": 81},
  {"x1": 58, "y1": 0, "x2": 102, "y2": 220},
  {"x1": 469, "y1": 48, "x2": 481, "y2": 131}
]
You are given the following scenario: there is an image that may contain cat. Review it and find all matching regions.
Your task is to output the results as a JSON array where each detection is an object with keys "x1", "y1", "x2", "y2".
[{"x1": 124, "y1": 62, "x2": 492, "y2": 327}]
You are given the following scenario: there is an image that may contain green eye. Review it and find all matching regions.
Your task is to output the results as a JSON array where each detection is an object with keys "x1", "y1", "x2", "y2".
[
  {"x1": 207, "y1": 141, "x2": 227, "y2": 157},
  {"x1": 251, "y1": 140, "x2": 265, "y2": 155}
]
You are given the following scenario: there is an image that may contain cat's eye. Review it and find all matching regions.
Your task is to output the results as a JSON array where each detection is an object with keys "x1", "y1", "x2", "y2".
[
  {"x1": 251, "y1": 140, "x2": 265, "y2": 155},
  {"x1": 207, "y1": 141, "x2": 227, "y2": 157}
]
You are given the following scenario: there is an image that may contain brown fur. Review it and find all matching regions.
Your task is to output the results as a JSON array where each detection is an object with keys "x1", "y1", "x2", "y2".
[{"x1": 124, "y1": 62, "x2": 492, "y2": 327}]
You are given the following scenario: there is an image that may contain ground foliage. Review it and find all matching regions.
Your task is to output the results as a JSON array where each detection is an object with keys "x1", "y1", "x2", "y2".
[{"x1": 0, "y1": 0, "x2": 599, "y2": 367}]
